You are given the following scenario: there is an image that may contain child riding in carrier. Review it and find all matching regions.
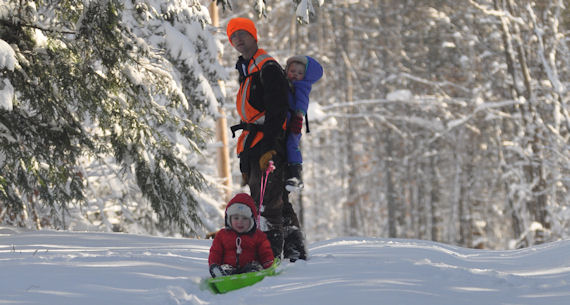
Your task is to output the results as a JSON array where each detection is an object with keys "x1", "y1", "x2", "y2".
[{"x1": 284, "y1": 55, "x2": 323, "y2": 192}]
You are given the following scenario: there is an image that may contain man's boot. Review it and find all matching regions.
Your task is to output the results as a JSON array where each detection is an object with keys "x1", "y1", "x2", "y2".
[
  {"x1": 285, "y1": 164, "x2": 304, "y2": 192},
  {"x1": 283, "y1": 227, "x2": 307, "y2": 262},
  {"x1": 282, "y1": 214, "x2": 307, "y2": 262}
]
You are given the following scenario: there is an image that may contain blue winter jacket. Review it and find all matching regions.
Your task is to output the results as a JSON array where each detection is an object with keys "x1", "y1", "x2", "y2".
[{"x1": 288, "y1": 56, "x2": 323, "y2": 114}]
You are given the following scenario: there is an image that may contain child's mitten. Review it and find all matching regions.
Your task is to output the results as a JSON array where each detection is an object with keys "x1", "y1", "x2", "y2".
[
  {"x1": 209, "y1": 264, "x2": 236, "y2": 277},
  {"x1": 289, "y1": 115, "x2": 303, "y2": 134}
]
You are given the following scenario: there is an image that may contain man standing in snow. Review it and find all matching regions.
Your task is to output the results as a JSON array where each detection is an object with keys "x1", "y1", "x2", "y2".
[{"x1": 226, "y1": 17, "x2": 306, "y2": 260}]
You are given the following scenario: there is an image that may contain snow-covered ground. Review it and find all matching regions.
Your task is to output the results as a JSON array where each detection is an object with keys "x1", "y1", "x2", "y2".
[{"x1": 1, "y1": 226, "x2": 569, "y2": 305}]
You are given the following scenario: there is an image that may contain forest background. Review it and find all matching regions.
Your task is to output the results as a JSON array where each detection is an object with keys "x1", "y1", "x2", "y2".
[{"x1": 0, "y1": 0, "x2": 568, "y2": 250}]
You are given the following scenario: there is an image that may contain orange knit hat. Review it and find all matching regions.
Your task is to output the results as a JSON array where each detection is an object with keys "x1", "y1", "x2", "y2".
[{"x1": 226, "y1": 17, "x2": 258, "y2": 45}]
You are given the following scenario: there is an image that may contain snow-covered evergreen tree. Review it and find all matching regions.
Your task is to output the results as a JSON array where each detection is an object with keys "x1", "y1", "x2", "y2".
[{"x1": 0, "y1": 0, "x2": 225, "y2": 235}]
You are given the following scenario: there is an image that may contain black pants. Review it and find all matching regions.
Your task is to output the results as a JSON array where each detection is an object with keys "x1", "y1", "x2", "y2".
[
  {"x1": 246, "y1": 153, "x2": 286, "y2": 230},
  {"x1": 246, "y1": 152, "x2": 286, "y2": 256}
]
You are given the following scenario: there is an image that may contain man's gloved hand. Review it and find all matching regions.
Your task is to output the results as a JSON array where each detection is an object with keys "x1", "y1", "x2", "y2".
[
  {"x1": 289, "y1": 114, "x2": 303, "y2": 134},
  {"x1": 259, "y1": 150, "x2": 277, "y2": 171}
]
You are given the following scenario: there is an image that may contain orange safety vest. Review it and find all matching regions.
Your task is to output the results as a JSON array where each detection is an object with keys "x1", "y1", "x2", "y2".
[{"x1": 235, "y1": 49, "x2": 277, "y2": 155}]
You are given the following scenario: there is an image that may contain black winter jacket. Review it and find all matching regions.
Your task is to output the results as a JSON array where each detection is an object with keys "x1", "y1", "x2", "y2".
[{"x1": 235, "y1": 53, "x2": 289, "y2": 158}]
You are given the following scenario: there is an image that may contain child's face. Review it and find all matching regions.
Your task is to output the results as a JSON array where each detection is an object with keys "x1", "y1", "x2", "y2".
[
  {"x1": 287, "y1": 62, "x2": 305, "y2": 81},
  {"x1": 230, "y1": 215, "x2": 251, "y2": 233}
]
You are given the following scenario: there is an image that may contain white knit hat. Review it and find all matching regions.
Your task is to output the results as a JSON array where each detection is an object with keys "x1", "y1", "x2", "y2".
[
  {"x1": 226, "y1": 203, "x2": 254, "y2": 232},
  {"x1": 286, "y1": 55, "x2": 308, "y2": 67}
]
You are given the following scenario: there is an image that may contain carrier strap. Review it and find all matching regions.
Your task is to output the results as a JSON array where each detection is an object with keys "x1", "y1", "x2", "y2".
[{"x1": 230, "y1": 122, "x2": 263, "y2": 174}]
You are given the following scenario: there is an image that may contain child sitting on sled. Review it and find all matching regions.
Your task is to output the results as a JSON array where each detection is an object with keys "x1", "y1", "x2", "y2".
[
  {"x1": 284, "y1": 55, "x2": 323, "y2": 192},
  {"x1": 208, "y1": 193, "x2": 275, "y2": 277}
]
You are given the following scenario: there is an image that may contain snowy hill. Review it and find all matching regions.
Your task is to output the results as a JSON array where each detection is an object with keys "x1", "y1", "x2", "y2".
[{"x1": 1, "y1": 226, "x2": 569, "y2": 305}]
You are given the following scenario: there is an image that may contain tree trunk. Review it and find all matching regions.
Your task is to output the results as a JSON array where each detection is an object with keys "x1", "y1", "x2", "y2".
[
  {"x1": 429, "y1": 155, "x2": 442, "y2": 242},
  {"x1": 209, "y1": 2, "x2": 232, "y2": 202},
  {"x1": 386, "y1": 130, "x2": 397, "y2": 237},
  {"x1": 495, "y1": 0, "x2": 550, "y2": 244},
  {"x1": 344, "y1": 4, "x2": 359, "y2": 235}
]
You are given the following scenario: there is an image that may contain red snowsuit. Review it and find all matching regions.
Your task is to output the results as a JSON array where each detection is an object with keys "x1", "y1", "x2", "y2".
[{"x1": 208, "y1": 194, "x2": 274, "y2": 269}]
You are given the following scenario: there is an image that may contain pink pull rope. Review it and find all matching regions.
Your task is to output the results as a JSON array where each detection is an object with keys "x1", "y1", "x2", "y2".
[{"x1": 258, "y1": 161, "x2": 275, "y2": 226}]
